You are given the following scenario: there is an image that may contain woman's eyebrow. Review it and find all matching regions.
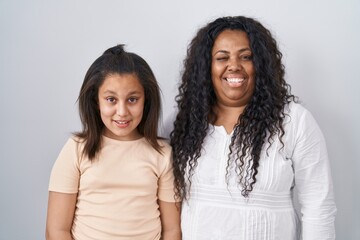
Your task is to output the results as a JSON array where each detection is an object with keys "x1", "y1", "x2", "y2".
[{"x1": 213, "y1": 47, "x2": 251, "y2": 55}]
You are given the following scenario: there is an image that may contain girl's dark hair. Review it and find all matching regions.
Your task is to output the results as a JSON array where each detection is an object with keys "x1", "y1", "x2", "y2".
[
  {"x1": 75, "y1": 44, "x2": 162, "y2": 159},
  {"x1": 170, "y1": 16, "x2": 297, "y2": 199}
]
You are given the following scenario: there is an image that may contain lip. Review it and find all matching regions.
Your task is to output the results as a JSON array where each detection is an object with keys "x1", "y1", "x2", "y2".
[
  {"x1": 225, "y1": 77, "x2": 245, "y2": 83},
  {"x1": 113, "y1": 120, "x2": 131, "y2": 128},
  {"x1": 224, "y1": 73, "x2": 247, "y2": 79},
  {"x1": 223, "y1": 76, "x2": 247, "y2": 88}
]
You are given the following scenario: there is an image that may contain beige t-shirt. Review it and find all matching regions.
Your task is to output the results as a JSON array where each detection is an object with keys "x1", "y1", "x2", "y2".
[{"x1": 48, "y1": 136, "x2": 177, "y2": 240}]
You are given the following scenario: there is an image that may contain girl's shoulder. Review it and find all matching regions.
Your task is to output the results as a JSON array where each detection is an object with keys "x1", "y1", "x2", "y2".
[
  {"x1": 67, "y1": 135, "x2": 86, "y2": 152},
  {"x1": 157, "y1": 138, "x2": 171, "y2": 147},
  {"x1": 125, "y1": 137, "x2": 172, "y2": 157},
  {"x1": 59, "y1": 135, "x2": 82, "y2": 151},
  {"x1": 156, "y1": 138, "x2": 172, "y2": 155}
]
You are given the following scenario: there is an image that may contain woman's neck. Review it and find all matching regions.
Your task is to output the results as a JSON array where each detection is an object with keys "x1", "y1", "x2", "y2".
[{"x1": 213, "y1": 104, "x2": 246, "y2": 134}]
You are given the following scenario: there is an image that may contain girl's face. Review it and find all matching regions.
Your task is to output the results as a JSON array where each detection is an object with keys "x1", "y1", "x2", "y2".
[
  {"x1": 98, "y1": 73, "x2": 145, "y2": 141},
  {"x1": 211, "y1": 29, "x2": 255, "y2": 109}
]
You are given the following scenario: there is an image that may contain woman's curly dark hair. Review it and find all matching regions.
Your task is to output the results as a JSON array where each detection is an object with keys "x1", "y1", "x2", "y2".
[{"x1": 170, "y1": 16, "x2": 297, "y2": 200}]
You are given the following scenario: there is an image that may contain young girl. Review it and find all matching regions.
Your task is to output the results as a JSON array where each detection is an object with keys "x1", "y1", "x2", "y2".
[{"x1": 46, "y1": 45, "x2": 181, "y2": 240}]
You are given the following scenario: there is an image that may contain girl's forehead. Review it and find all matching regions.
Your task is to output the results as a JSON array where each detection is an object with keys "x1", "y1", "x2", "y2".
[{"x1": 99, "y1": 74, "x2": 144, "y2": 95}]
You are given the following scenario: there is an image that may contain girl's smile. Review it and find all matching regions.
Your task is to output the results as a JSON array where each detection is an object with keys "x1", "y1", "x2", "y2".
[{"x1": 98, "y1": 73, "x2": 145, "y2": 141}]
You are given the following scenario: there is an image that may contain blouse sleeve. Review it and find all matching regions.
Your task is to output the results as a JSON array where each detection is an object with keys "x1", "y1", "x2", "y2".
[
  {"x1": 291, "y1": 108, "x2": 337, "y2": 239},
  {"x1": 48, "y1": 138, "x2": 81, "y2": 193}
]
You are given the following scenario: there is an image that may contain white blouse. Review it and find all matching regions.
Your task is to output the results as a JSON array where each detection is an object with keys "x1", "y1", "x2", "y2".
[{"x1": 178, "y1": 103, "x2": 336, "y2": 240}]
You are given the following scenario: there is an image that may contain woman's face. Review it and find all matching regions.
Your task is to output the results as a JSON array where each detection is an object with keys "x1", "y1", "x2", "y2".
[{"x1": 211, "y1": 29, "x2": 255, "y2": 108}]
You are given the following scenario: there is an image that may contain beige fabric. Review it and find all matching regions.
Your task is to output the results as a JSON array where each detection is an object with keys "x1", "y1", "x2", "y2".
[{"x1": 49, "y1": 135, "x2": 176, "y2": 240}]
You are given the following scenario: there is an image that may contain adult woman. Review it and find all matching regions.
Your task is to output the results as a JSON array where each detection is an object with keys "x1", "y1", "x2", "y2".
[{"x1": 169, "y1": 16, "x2": 336, "y2": 239}]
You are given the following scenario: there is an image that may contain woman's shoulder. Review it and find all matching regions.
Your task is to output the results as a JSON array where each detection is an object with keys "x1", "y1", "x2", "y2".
[
  {"x1": 285, "y1": 101, "x2": 308, "y2": 116},
  {"x1": 284, "y1": 101, "x2": 315, "y2": 125},
  {"x1": 283, "y1": 101, "x2": 322, "y2": 136}
]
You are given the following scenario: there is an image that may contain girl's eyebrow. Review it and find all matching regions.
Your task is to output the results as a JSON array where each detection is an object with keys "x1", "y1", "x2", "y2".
[
  {"x1": 127, "y1": 90, "x2": 143, "y2": 95},
  {"x1": 102, "y1": 90, "x2": 142, "y2": 95},
  {"x1": 102, "y1": 90, "x2": 117, "y2": 95}
]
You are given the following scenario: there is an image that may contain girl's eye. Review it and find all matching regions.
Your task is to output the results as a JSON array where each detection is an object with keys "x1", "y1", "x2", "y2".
[
  {"x1": 128, "y1": 97, "x2": 138, "y2": 103},
  {"x1": 106, "y1": 97, "x2": 116, "y2": 103}
]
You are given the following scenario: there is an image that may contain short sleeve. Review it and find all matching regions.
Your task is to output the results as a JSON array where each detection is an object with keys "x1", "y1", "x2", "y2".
[
  {"x1": 48, "y1": 138, "x2": 81, "y2": 193},
  {"x1": 291, "y1": 107, "x2": 337, "y2": 239},
  {"x1": 157, "y1": 143, "x2": 178, "y2": 202}
]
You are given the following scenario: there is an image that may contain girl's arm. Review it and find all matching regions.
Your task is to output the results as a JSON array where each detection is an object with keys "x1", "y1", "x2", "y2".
[
  {"x1": 45, "y1": 191, "x2": 77, "y2": 240},
  {"x1": 159, "y1": 200, "x2": 181, "y2": 240}
]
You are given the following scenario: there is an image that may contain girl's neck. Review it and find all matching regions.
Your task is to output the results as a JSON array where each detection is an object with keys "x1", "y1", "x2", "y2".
[{"x1": 213, "y1": 104, "x2": 246, "y2": 134}]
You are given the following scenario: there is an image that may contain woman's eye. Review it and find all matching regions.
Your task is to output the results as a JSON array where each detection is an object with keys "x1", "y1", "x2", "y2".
[
  {"x1": 216, "y1": 57, "x2": 228, "y2": 61},
  {"x1": 241, "y1": 55, "x2": 252, "y2": 60}
]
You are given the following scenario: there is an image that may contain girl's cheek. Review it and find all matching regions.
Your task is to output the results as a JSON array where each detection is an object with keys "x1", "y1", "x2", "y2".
[{"x1": 100, "y1": 105, "x2": 115, "y2": 116}]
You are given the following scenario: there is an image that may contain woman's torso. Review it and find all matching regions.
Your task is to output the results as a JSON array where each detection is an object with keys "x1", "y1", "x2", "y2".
[{"x1": 181, "y1": 105, "x2": 301, "y2": 240}]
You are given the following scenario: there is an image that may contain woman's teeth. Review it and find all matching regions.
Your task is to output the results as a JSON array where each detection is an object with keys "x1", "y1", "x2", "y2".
[{"x1": 226, "y1": 78, "x2": 244, "y2": 83}]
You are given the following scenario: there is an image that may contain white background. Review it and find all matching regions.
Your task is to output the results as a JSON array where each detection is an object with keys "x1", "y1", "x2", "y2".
[{"x1": 0, "y1": 0, "x2": 359, "y2": 239}]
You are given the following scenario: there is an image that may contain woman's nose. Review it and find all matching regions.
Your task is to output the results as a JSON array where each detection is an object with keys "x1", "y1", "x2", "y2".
[{"x1": 228, "y1": 58, "x2": 242, "y2": 71}]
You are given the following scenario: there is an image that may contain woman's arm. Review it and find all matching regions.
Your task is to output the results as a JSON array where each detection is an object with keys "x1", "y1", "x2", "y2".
[
  {"x1": 292, "y1": 109, "x2": 336, "y2": 239},
  {"x1": 45, "y1": 191, "x2": 77, "y2": 240},
  {"x1": 159, "y1": 200, "x2": 181, "y2": 240}
]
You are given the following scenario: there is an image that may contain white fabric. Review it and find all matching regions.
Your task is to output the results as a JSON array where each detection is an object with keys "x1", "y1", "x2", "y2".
[{"x1": 170, "y1": 103, "x2": 336, "y2": 240}]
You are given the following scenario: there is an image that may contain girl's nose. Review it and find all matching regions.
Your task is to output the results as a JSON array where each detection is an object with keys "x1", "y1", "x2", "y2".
[{"x1": 116, "y1": 102, "x2": 128, "y2": 116}]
